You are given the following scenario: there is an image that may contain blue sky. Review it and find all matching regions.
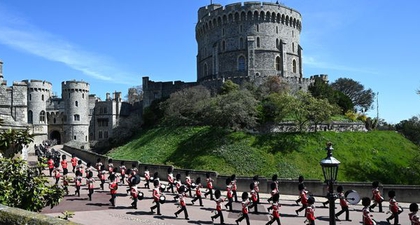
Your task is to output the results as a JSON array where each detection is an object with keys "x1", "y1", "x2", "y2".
[{"x1": 0, "y1": 0, "x2": 419, "y2": 124}]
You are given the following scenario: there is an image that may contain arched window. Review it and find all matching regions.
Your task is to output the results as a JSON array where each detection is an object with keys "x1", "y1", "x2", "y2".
[
  {"x1": 222, "y1": 40, "x2": 226, "y2": 51},
  {"x1": 257, "y1": 37, "x2": 261, "y2": 48},
  {"x1": 276, "y1": 39, "x2": 279, "y2": 49},
  {"x1": 41, "y1": 94, "x2": 44, "y2": 101},
  {"x1": 240, "y1": 37, "x2": 244, "y2": 49},
  {"x1": 74, "y1": 114, "x2": 80, "y2": 121},
  {"x1": 82, "y1": 93, "x2": 85, "y2": 99},
  {"x1": 39, "y1": 111, "x2": 45, "y2": 123},
  {"x1": 75, "y1": 101, "x2": 78, "y2": 107},
  {"x1": 238, "y1": 56, "x2": 246, "y2": 71},
  {"x1": 292, "y1": 42, "x2": 295, "y2": 52},
  {"x1": 28, "y1": 110, "x2": 33, "y2": 124},
  {"x1": 29, "y1": 94, "x2": 32, "y2": 101},
  {"x1": 276, "y1": 56, "x2": 281, "y2": 71},
  {"x1": 293, "y1": 59, "x2": 297, "y2": 73}
]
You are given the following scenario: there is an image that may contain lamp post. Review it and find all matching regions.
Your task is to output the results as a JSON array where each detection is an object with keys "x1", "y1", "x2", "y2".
[{"x1": 320, "y1": 142, "x2": 340, "y2": 225}]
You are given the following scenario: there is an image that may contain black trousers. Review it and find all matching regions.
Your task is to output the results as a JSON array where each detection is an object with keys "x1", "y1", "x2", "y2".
[
  {"x1": 369, "y1": 200, "x2": 383, "y2": 212},
  {"x1": 387, "y1": 209, "x2": 403, "y2": 225},
  {"x1": 109, "y1": 193, "x2": 116, "y2": 206},
  {"x1": 211, "y1": 210, "x2": 224, "y2": 224},
  {"x1": 236, "y1": 213, "x2": 250, "y2": 225},
  {"x1": 191, "y1": 195, "x2": 203, "y2": 206},
  {"x1": 225, "y1": 197, "x2": 233, "y2": 211},
  {"x1": 88, "y1": 189, "x2": 94, "y2": 201},
  {"x1": 204, "y1": 188, "x2": 214, "y2": 200},
  {"x1": 335, "y1": 206, "x2": 350, "y2": 220},
  {"x1": 267, "y1": 216, "x2": 281, "y2": 225},
  {"x1": 175, "y1": 205, "x2": 189, "y2": 219},
  {"x1": 151, "y1": 201, "x2": 161, "y2": 214}
]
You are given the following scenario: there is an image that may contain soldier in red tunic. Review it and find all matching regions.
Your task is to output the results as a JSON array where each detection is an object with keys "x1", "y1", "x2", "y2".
[
  {"x1": 386, "y1": 190, "x2": 403, "y2": 225},
  {"x1": 53, "y1": 165, "x2": 61, "y2": 185},
  {"x1": 268, "y1": 182, "x2": 279, "y2": 203},
  {"x1": 144, "y1": 166, "x2": 150, "y2": 189},
  {"x1": 295, "y1": 183, "x2": 308, "y2": 216},
  {"x1": 119, "y1": 161, "x2": 126, "y2": 185},
  {"x1": 369, "y1": 181, "x2": 383, "y2": 212},
  {"x1": 70, "y1": 154, "x2": 78, "y2": 173},
  {"x1": 185, "y1": 171, "x2": 192, "y2": 197},
  {"x1": 86, "y1": 171, "x2": 95, "y2": 201},
  {"x1": 74, "y1": 170, "x2": 82, "y2": 197},
  {"x1": 224, "y1": 177, "x2": 234, "y2": 211},
  {"x1": 204, "y1": 172, "x2": 214, "y2": 200},
  {"x1": 267, "y1": 193, "x2": 281, "y2": 225},
  {"x1": 211, "y1": 189, "x2": 225, "y2": 224},
  {"x1": 362, "y1": 197, "x2": 376, "y2": 225},
  {"x1": 305, "y1": 196, "x2": 316, "y2": 225},
  {"x1": 335, "y1": 185, "x2": 351, "y2": 221},
  {"x1": 236, "y1": 192, "x2": 251, "y2": 225},
  {"x1": 409, "y1": 203, "x2": 420, "y2": 225},
  {"x1": 108, "y1": 174, "x2": 118, "y2": 207},
  {"x1": 166, "y1": 166, "x2": 175, "y2": 193},
  {"x1": 174, "y1": 185, "x2": 189, "y2": 220},
  {"x1": 231, "y1": 174, "x2": 238, "y2": 202},
  {"x1": 60, "y1": 155, "x2": 68, "y2": 176},
  {"x1": 150, "y1": 179, "x2": 162, "y2": 215},
  {"x1": 47, "y1": 156, "x2": 54, "y2": 177},
  {"x1": 191, "y1": 177, "x2": 203, "y2": 206}
]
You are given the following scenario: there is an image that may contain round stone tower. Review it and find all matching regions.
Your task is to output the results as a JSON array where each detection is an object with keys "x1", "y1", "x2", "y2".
[
  {"x1": 27, "y1": 80, "x2": 52, "y2": 144},
  {"x1": 196, "y1": 2, "x2": 302, "y2": 82},
  {"x1": 61, "y1": 81, "x2": 90, "y2": 143}
]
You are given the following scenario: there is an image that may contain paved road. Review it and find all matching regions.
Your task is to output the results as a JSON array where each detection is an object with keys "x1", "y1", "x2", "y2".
[{"x1": 35, "y1": 147, "x2": 412, "y2": 225}]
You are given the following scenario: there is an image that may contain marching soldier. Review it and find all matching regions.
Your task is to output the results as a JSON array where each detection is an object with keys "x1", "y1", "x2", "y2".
[
  {"x1": 386, "y1": 190, "x2": 403, "y2": 225},
  {"x1": 225, "y1": 177, "x2": 234, "y2": 211},
  {"x1": 236, "y1": 192, "x2": 251, "y2": 225},
  {"x1": 86, "y1": 171, "x2": 95, "y2": 201},
  {"x1": 211, "y1": 189, "x2": 225, "y2": 224},
  {"x1": 174, "y1": 185, "x2": 189, "y2": 220},
  {"x1": 167, "y1": 167, "x2": 175, "y2": 193},
  {"x1": 185, "y1": 171, "x2": 192, "y2": 197},
  {"x1": 369, "y1": 181, "x2": 383, "y2": 212},
  {"x1": 150, "y1": 179, "x2": 162, "y2": 215},
  {"x1": 295, "y1": 183, "x2": 308, "y2": 216},
  {"x1": 108, "y1": 174, "x2": 118, "y2": 207},
  {"x1": 335, "y1": 185, "x2": 351, "y2": 221},
  {"x1": 191, "y1": 177, "x2": 203, "y2": 206},
  {"x1": 204, "y1": 172, "x2": 214, "y2": 200},
  {"x1": 70, "y1": 154, "x2": 78, "y2": 173},
  {"x1": 144, "y1": 166, "x2": 151, "y2": 189},
  {"x1": 60, "y1": 155, "x2": 68, "y2": 176},
  {"x1": 362, "y1": 197, "x2": 376, "y2": 225},
  {"x1": 231, "y1": 174, "x2": 238, "y2": 202},
  {"x1": 267, "y1": 193, "x2": 281, "y2": 225}
]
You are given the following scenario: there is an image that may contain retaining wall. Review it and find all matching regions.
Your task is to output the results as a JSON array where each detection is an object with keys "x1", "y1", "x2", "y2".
[{"x1": 63, "y1": 145, "x2": 420, "y2": 203}]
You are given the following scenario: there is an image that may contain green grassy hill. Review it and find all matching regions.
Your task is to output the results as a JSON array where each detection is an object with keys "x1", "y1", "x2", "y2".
[{"x1": 106, "y1": 126, "x2": 420, "y2": 184}]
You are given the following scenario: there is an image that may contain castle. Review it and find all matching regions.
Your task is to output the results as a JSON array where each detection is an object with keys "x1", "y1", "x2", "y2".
[
  {"x1": 0, "y1": 2, "x2": 331, "y2": 147},
  {"x1": 143, "y1": 1, "x2": 327, "y2": 108},
  {"x1": 0, "y1": 60, "x2": 131, "y2": 146}
]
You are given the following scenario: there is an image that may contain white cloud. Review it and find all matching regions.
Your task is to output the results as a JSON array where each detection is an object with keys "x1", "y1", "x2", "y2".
[
  {"x1": 303, "y1": 55, "x2": 378, "y2": 75},
  {"x1": 0, "y1": 4, "x2": 138, "y2": 85}
]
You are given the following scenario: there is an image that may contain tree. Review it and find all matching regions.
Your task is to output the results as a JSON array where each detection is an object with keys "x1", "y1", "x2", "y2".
[
  {"x1": 330, "y1": 78, "x2": 375, "y2": 112},
  {"x1": 395, "y1": 116, "x2": 420, "y2": 145},
  {"x1": 308, "y1": 76, "x2": 353, "y2": 114},
  {"x1": 289, "y1": 91, "x2": 338, "y2": 132},
  {"x1": 205, "y1": 89, "x2": 259, "y2": 130},
  {"x1": 0, "y1": 158, "x2": 64, "y2": 211},
  {"x1": 0, "y1": 129, "x2": 34, "y2": 158},
  {"x1": 256, "y1": 76, "x2": 289, "y2": 99},
  {"x1": 259, "y1": 93, "x2": 295, "y2": 123},
  {"x1": 161, "y1": 85, "x2": 211, "y2": 126},
  {"x1": 219, "y1": 80, "x2": 239, "y2": 95}
]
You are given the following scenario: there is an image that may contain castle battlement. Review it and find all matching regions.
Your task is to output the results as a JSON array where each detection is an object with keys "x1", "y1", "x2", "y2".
[{"x1": 62, "y1": 80, "x2": 90, "y2": 92}]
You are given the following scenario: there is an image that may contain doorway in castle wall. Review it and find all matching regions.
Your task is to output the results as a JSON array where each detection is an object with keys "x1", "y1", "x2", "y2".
[{"x1": 50, "y1": 130, "x2": 61, "y2": 144}]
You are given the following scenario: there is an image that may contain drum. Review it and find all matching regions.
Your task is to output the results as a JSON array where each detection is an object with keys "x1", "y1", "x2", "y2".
[
  {"x1": 191, "y1": 182, "x2": 197, "y2": 189},
  {"x1": 159, "y1": 195, "x2": 166, "y2": 204},
  {"x1": 345, "y1": 190, "x2": 360, "y2": 205},
  {"x1": 137, "y1": 191, "x2": 144, "y2": 200},
  {"x1": 160, "y1": 184, "x2": 166, "y2": 192}
]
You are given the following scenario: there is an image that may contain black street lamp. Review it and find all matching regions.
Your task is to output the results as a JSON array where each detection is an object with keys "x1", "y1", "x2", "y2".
[{"x1": 320, "y1": 142, "x2": 340, "y2": 225}]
